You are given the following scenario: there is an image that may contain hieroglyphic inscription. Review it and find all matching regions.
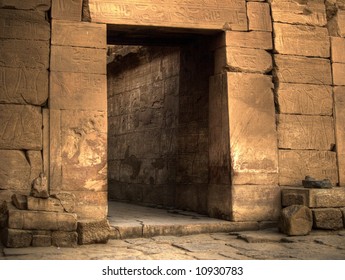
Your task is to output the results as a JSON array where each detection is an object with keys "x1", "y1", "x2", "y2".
[
  {"x1": 50, "y1": 72, "x2": 106, "y2": 110},
  {"x1": 52, "y1": 0, "x2": 83, "y2": 21},
  {"x1": 274, "y1": 55, "x2": 332, "y2": 85},
  {"x1": 0, "y1": 0, "x2": 51, "y2": 11},
  {"x1": 0, "y1": 104, "x2": 42, "y2": 150},
  {"x1": 279, "y1": 150, "x2": 338, "y2": 186},
  {"x1": 247, "y1": 2, "x2": 272, "y2": 31},
  {"x1": 89, "y1": 0, "x2": 247, "y2": 30},
  {"x1": 0, "y1": 9, "x2": 50, "y2": 41},
  {"x1": 50, "y1": 46, "x2": 106, "y2": 74},
  {"x1": 0, "y1": 67, "x2": 48, "y2": 105},
  {"x1": 277, "y1": 83, "x2": 333, "y2": 115}
]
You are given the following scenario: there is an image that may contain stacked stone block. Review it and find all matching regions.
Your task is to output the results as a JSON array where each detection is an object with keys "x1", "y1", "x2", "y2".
[
  {"x1": 49, "y1": 0, "x2": 108, "y2": 220},
  {"x1": 271, "y1": 0, "x2": 338, "y2": 187},
  {"x1": 0, "y1": 1, "x2": 50, "y2": 202}
]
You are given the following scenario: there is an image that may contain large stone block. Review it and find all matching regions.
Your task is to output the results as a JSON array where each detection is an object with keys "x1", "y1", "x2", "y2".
[
  {"x1": 77, "y1": 219, "x2": 111, "y2": 244},
  {"x1": 223, "y1": 31, "x2": 272, "y2": 50},
  {"x1": 0, "y1": 39, "x2": 49, "y2": 69},
  {"x1": 27, "y1": 197, "x2": 65, "y2": 213},
  {"x1": 270, "y1": 0, "x2": 327, "y2": 26},
  {"x1": 0, "y1": 105, "x2": 42, "y2": 150},
  {"x1": 50, "y1": 45, "x2": 106, "y2": 74},
  {"x1": 0, "y1": 0, "x2": 51, "y2": 10},
  {"x1": 279, "y1": 205, "x2": 313, "y2": 236},
  {"x1": 207, "y1": 184, "x2": 231, "y2": 220},
  {"x1": 313, "y1": 208, "x2": 343, "y2": 230},
  {"x1": 333, "y1": 63, "x2": 345, "y2": 86},
  {"x1": 1, "y1": 228, "x2": 32, "y2": 248},
  {"x1": 0, "y1": 67, "x2": 48, "y2": 106},
  {"x1": 89, "y1": 0, "x2": 248, "y2": 31},
  {"x1": 276, "y1": 83, "x2": 333, "y2": 115},
  {"x1": 274, "y1": 55, "x2": 332, "y2": 85},
  {"x1": 274, "y1": 23, "x2": 330, "y2": 58},
  {"x1": 219, "y1": 47, "x2": 272, "y2": 73},
  {"x1": 227, "y1": 73, "x2": 278, "y2": 185},
  {"x1": 0, "y1": 9, "x2": 50, "y2": 41},
  {"x1": 282, "y1": 187, "x2": 345, "y2": 208},
  {"x1": 52, "y1": 0, "x2": 83, "y2": 21},
  {"x1": 0, "y1": 150, "x2": 30, "y2": 191},
  {"x1": 7, "y1": 210, "x2": 77, "y2": 231},
  {"x1": 247, "y1": 2, "x2": 272, "y2": 31},
  {"x1": 334, "y1": 86, "x2": 345, "y2": 186},
  {"x1": 50, "y1": 72, "x2": 106, "y2": 110},
  {"x1": 52, "y1": 20, "x2": 106, "y2": 49},
  {"x1": 51, "y1": 231, "x2": 78, "y2": 247},
  {"x1": 279, "y1": 150, "x2": 338, "y2": 186},
  {"x1": 70, "y1": 191, "x2": 107, "y2": 220},
  {"x1": 231, "y1": 185, "x2": 281, "y2": 222},
  {"x1": 277, "y1": 115, "x2": 335, "y2": 150},
  {"x1": 331, "y1": 37, "x2": 345, "y2": 63},
  {"x1": 59, "y1": 110, "x2": 107, "y2": 192}
]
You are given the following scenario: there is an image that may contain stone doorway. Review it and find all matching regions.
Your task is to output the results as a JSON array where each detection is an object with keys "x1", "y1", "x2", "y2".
[{"x1": 106, "y1": 26, "x2": 228, "y2": 219}]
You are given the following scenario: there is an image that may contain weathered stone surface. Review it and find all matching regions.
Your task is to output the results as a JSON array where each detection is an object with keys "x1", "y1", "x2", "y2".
[
  {"x1": 223, "y1": 47, "x2": 272, "y2": 73},
  {"x1": 0, "y1": 9, "x2": 50, "y2": 40},
  {"x1": 30, "y1": 173, "x2": 49, "y2": 198},
  {"x1": 1, "y1": 228, "x2": 32, "y2": 248},
  {"x1": 207, "y1": 185, "x2": 231, "y2": 220},
  {"x1": 52, "y1": 231, "x2": 78, "y2": 247},
  {"x1": 277, "y1": 115, "x2": 335, "y2": 150},
  {"x1": 279, "y1": 205, "x2": 313, "y2": 236},
  {"x1": 333, "y1": 63, "x2": 345, "y2": 86},
  {"x1": 313, "y1": 208, "x2": 343, "y2": 230},
  {"x1": 11, "y1": 194, "x2": 27, "y2": 210},
  {"x1": 247, "y1": 2, "x2": 272, "y2": 31},
  {"x1": 274, "y1": 55, "x2": 332, "y2": 85},
  {"x1": 279, "y1": 150, "x2": 338, "y2": 186},
  {"x1": 7, "y1": 210, "x2": 77, "y2": 231},
  {"x1": 223, "y1": 31, "x2": 272, "y2": 50},
  {"x1": 282, "y1": 187, "x2": 345, "y2": 208},
  {"x1": 274, "y1": 23, "x2": 330, "y2": 58},
  {"x1": 58, "y1": 110, "x2": 107, "y2": 194},
  {"x1": 71, "y1": 191, "x2": 107, "y2": 220},
  {"x1": 302, "y1": 176, "x2": 333, "y2": 189},
  {"x1": 342, "y1": 208, "x2": 345, "y2": 226},
  {"x1": 77, "y1": 219, "x2": 111, "y2": 244},
  {"x1": 52, "y1": 20, "x2": 106, "y2": 48},
  {"x1": 0, "y1": 39, "x2": 49, "y2": 69},
  {"x1": 231, "y1": 185, "x2": 281, "y2": 222},
  {"x1": 276, "y1": 83, "x2": 333, "y2": 115},
  {"x1": 50, "y1": 72, "x2": 106, "y2": 110},
  {"x1": 89, "y1": 0, "x2": 248, "y2": 31},
  {"x1": 0, "y1": 67, "x2": 48, "y2": 106},
  {"x1": 227, "y1": 73, "x2": 278, "y2": 185},
  {"x1": 331, "y1": 37, "x2": 345, "y2": 63},
  {"x1": 0, "y1": 150, "x2": 30, "y2": 190},
  {"x1": 52, "y1": 0, "x2": 83, "y2": 21},
  {"x1": 0, "y1": 105, "x2": 42, "y2": 150},
  {"x1": 49, "y1": 110, "x2": 62, "y2": 192},
  {"x1": 32, "y1": 234, "x2": 51, "y2": 247},
  {"x1": 50, "y1": 45, "x2": 106, "y2": 74},
  {"x1": 27, "y1": 197, "x2": 64, "y2": 213},
  {"x1": 27, "y1": 151, "x2": 43, "y2": 185},
  {"x1": 0, "y1": 0, "x2": 51, "y2": 10},
  {"x1": 270, "y1": 0, "x2": 327, "y2": 26},
  {"x1": 51, "y1": 192, "x2": 76, "y2": 213},
  {"x1": 334, "y1": 86, "x2": 345, "y2": 186},
  {"x1": 338, "y1": 10, "x2": 345, "y2": 37}
]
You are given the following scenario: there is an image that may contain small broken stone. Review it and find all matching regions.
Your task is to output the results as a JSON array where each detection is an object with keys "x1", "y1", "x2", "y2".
[
  {"x1": 11, "y1": 194, "x2": 27, "y2": 210},
  {"x1": 31, "y1": 172, "x2": 49, "y2": 198},
  {"x1": 302, "y1": 176, "x2": 333, "y2": 189},
  {"x1": 279, "y1": 205, "x2": 313, "y2": 236}
]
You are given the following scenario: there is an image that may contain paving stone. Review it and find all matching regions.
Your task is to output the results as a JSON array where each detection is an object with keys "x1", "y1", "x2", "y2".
[
  {"x1": 247, "y1": 2, "x2": 272, "y2": 31},
  {"x1": 1, "y1": 228, "x2": 32, "y2": 248},
  {"x1": 276, "y1": 83, "x2": 333, "y2": 115},
  {"x1": 88, "y1": 0, "x2": 248, "y2": 31},
  {"x1": 0, "y1": 9, "x2": 50, "y2": 40},
  {"x1": 0, "y1": 105, "x2": 42, "y2": 150},
  {"x1": 223, "y1": 31, "x2": 273, "y2": 50},
  {"x1": 277, "y1": 115, "x2": 335, "y2": 150},
  {"x1": 236, "y1": 229, "x2": 284, "y2": 243},
  {"x1": 27, "y1": 197, "x2": 64, "y2": 213},
  {"x1": 51, "y1": 231, "x2": 78, "y2": 247},
  {"x1": 274, "y1": 23, "x2": 330, "y2": 58},
  {"x1": 313, "y1": 208, "x2": 344, "y2": 230},
  {"x1": 0, "y1": 150, "x2": 31, "y2": 191},
  {"x1": 52, "y1": 0, "x2": 83, "y2": 21},
  {"x1": 333, "y1": 63, "x2": 345, "y2": 86},
  {"x1": 279, "y1": 205, "x2": 313, "y2": 236},
  {"x1": 279, "y1": 150, "x2": 338, "y2": 186},
  {"x1": 0, "y1": 0, "x2": 51, "y2": 10},
  {"x1": 331, "y1": 37, "x2": 345, "y2": 63},
  {"x1": 274, "y1": 55, "x2": 332, "y2": 85},
  {"x1": 77, "y1": 219, "x2": 111, "y2": 245},
  {"x1": 270, "y1": 0, "x2": 327, "y2": 26},
  {"x1": 52, "y1": 20, "x2": 106, "y2": 48}
]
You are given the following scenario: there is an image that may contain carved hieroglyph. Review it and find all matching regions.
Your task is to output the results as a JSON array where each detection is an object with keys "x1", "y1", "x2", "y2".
[{"x1": 88, "y1": 0, "x2": 248, "y2": 30}]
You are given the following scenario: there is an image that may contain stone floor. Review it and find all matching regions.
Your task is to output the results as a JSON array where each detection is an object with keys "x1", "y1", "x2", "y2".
[{"x1": 1, "y1": 202, "x2": 345, "y2": 260}]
